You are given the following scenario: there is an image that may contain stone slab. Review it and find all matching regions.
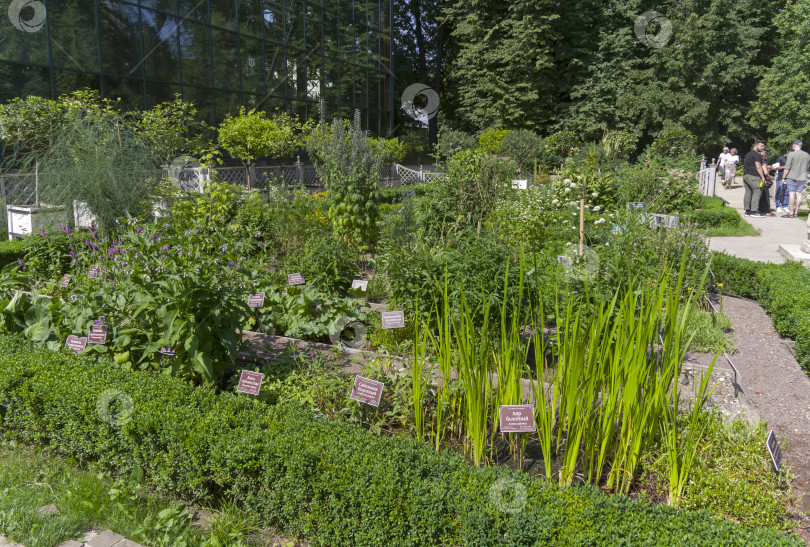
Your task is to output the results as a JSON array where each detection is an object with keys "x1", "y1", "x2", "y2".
[
  {"x1": 0, "y1": 534, "x2": 25, "y2": 547},
  {"x1": 778, "y1": 244, "x2": 810, "y2": 265},
  {"x1": 56, "y1": 541, "x2": 83, "y2": 547},
  {"x1": 86, "y1": 530, "x2": 125, "y2": 547},
  {"x1": 37, "y1": 503, "x2": 59, "y2": 517}
]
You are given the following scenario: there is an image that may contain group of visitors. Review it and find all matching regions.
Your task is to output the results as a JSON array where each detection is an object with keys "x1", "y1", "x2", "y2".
[{"x1": 718, "y1": 140, "x2": 807, "y2": 218}]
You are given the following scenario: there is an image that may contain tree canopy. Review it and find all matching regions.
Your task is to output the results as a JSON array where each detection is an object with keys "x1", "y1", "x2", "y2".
[{"x1": 398, "y1": 0, "x2": 790, "y2": 156}]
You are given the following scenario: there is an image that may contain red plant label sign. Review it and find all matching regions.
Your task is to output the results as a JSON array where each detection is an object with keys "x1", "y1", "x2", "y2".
[
  {"x1": 88, "y1": 265, "x2": 102, "y2": 279},
  {"x1": 766, "y1": 430, "x2": 782, "y2": 473},
  {"x1": 87, "y1": 325, "x2": 107, "y2": 344},
  {"x1": 59, "y1": 274, "x2": 72, "y2": 287},
  {"x1": 381, "y1": 311, "x2": 405, "y2": 329},
  {"x1": 287, "y1": 273, "x2": 305, "y2": 285},
  {"x1": 158, "y1": 345, "x2": 176, "y2": 356},
  {"x1": 65, "y1": 335, "x2": 87, "y2": 355},
  {"x1": 351, "y1": 279, "x2": 368, "y2": 291},
  {"x1": 499, "y1": 405, "x2": 536, "y2": 433},
  {"x1": 350, "y1": 375, "x2": 384, "y2": 407},
  {"x1": 237, "y1": 370, "x2": 264, "y2": 396},
  {"x1": 248, "y1": 292, "x2": 265, "y2": 308}
]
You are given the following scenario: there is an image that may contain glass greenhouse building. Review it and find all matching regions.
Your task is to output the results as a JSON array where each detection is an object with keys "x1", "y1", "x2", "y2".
[{"x1": 0, "y1": 0, "x2": 395, "y2": 136}]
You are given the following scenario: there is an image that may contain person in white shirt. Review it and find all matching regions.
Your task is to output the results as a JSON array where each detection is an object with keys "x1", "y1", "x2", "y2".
[
  {"x1": 718, "y1": 147, "x2": 730, "y2": 181},
  {"x1": 723, "y1": 148, "x2": 740, "y2": 189}
]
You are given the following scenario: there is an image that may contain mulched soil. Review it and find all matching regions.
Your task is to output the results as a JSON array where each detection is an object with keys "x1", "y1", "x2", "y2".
[
  {"x1": 684, "y1": 294, "x2": 810, "y2": 542},
  {"x1": 240, "y1": 293, "x2": 810, "y2": 541}
]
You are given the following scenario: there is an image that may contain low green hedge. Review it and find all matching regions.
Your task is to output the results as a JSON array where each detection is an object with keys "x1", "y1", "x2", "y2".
[
  {"x1": 710, "y1": 251, "x2": 763, "y2": 299},
  {"x1": 687, "y1": 206, "x2": 741, "y2": 228},
  {"x1": 699, "y1": 196, "x2": 726, "y2": 209},
  {"x1": 711, "y1": 251, "x2": 810, "y2": 371},
  {"x1": 0, "y1": 238, "x2": 25, "y2": 268},
  {"x1": 0, "y1": 334, "x2": 797, "y2": 546}
]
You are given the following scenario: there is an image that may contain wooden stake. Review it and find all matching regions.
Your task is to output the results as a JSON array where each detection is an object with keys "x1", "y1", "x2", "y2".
[{"x1": 579, "y1": 198, "x2": 585, "y2": 257}]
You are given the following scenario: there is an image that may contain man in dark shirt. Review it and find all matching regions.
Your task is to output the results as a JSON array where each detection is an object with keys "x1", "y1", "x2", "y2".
[{"x1": 743, "y1": 140, "x2": 768, "y2": 217}]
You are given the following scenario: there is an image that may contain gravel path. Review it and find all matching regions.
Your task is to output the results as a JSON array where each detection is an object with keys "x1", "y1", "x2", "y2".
[{"x1": 686, "y1": 295, "x2": 810, "y2": 520}]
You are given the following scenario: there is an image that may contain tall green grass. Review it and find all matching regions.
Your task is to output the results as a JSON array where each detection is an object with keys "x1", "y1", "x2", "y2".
[{"x1": 414, "y1": 248, "x2": 714, "y2": 496}]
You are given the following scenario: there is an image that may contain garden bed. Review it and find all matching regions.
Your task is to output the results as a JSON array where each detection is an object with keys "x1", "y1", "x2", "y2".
[{"x1": 0, "y1": 333, "x2": 799, "y2": 546}]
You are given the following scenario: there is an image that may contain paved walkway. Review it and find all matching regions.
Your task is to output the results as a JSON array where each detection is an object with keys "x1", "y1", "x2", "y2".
[
  {"x1": 708, "y1": 176, "x2": 809, "y2": 263},
  {"x1": 0, "y1": 530, "x2": 143, "y2": 547}
]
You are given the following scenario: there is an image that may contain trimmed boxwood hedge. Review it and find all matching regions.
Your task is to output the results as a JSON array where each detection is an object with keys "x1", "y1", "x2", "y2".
[
  {"x1": 0, "y1": 238, "x2": 25, "y2": 268},
  {"x1": 0, "y1": 333, "x2": 799, "y2": 546},
  {"x1": 711, "y1": 251, "x2": 810, "y2": 372},
  {"x1": 687, "y1": 206, "x2": 742, "y2": 228}
]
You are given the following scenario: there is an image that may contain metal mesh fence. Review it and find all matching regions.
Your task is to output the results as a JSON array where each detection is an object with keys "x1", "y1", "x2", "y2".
[{"x1": 0, "y1": 161, "x2": 423, "y2": 234}]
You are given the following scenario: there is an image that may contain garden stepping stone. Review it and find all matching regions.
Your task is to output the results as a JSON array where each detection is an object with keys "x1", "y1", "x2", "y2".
[
  {"x1": 56, "y1": 542, "x2": 83, "y2": 547},
  {"x1": 85, "y1": 530, "x2": 144, "y2": 547},
  {"x1": 0, "y1": 535, "x2": 25, "y2": 547},
  {"x1": 37, "y1": 503, "x2": 60, "y2": 517}
]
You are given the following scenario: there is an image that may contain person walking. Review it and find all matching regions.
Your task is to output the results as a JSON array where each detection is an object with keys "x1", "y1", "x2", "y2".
[
  {"x1": 742, "y1": 140, "x2": 768, "y2": 216},
  {"x1": 772, "y1": 147, "x2": 791, "y2": 213},
  {"x1": 723, "y1": 148, "x2": 739, "y2": 189},
  {"x1": 718, "y1": 146, "x2": 730, "y2": 180},
  {"x1": 781, "y1": 140, "x2": 810, "y2": 218}
]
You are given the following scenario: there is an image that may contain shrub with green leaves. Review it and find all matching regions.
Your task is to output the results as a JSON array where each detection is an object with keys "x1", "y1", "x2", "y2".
[
  {"x1": 490, "y1": 181, "x2": 607, "y2": 252},
  {"x1": 308, "y1": 109, "x2": 381, "y2": 252},
  {"x1": 444, "y1": 149, "x2": 518, "y2": 227},
  {"x1": 708, "y1": 252, "x2": 761, "y2": 299},
  {"x1": 377, "y1": 184, "x2": 430, "y2": 205},
  {"x1": 21, "y1": 229, "x2": 76, "y2": 280},
  {"x1": 652, "y1": 123, "x2": 698, "y2": 158},
  {"x1": 541, "y1": 130, "x2": 581, "y2": 165},
  {"x1": 477, "y1": 128, "x2": 510, "y2": 155},
  {"x1": 755, "y1": 261, "x2": 810, "y2": 343},
  {"x1": 0, "y1": 333, "x2": 797, "y2": 546},
  {"x1": 217, "y1": 107, "x2": 310, "y2": 189},
  {"x1": 710, "y1": 251, "x2": 810, "y2": 372},
  {"x1": 434, "y1": 127, "x2": 477, "y2": 163},
  {"x1": 500, "y1": 129, "x2": 540, "y2": 173},
  {"x1": 130, "y1": 94, "x2": 206, "y2": 166},
  {"x1": 286, "y1": 229, "x2": 359, "y2": 294},
  {"x1": 168, "y1": 179, "x2": 241, "y2": 234},
  {"x1": 614, "y1": 160, "x2": 702, "y2": 213},
  {"x1": 0, "y1": 239, "x2": 25, "y2": 268},
  {"x1": 686, "y1": 206, "x2": 742, "y2": 228},
  {"x1": 601, "y1": 130, "x2": 638, "y2": 161}
]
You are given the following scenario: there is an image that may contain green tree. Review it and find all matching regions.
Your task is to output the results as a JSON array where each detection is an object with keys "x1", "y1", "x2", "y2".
[
  {"x1": 750, "y1": 0, "x2": 810, "y2": 153},
  {"x1": 557, "y1": 0, "x2": 781, "y2": 154},
  {"x1": 394, "y1": 0, "x2": 451, "y2": 148},
  {"x1": 0, "y1": 96, "x2": 64, "y2": 155},
  {"x1": 217, "y1": 108, "x2": 309, "y2": 189},
  {"x1": 441, "y1": 0, "x2": 559, "y2": 131},
  {"x1": 130, "y1": 95, "x2": 207, "y2": 166}
]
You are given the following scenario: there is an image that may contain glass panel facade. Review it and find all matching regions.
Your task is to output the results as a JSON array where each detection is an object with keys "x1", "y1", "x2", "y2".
[{"x1": 0, "y1": 0, "x2": 393, "y2": 134}]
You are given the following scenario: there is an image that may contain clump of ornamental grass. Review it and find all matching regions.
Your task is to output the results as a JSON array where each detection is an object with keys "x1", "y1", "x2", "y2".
[{"x1": 37, "y1": 113, "x2": 160, "y2": 236}]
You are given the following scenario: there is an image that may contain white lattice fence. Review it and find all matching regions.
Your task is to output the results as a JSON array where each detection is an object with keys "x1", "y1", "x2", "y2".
[
  {"x1": 1, "y1": 173, "x2": 38, "y2": 206},
  {"x1": 696, "y1": 157, "x2": 718, "y2": 197}
]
